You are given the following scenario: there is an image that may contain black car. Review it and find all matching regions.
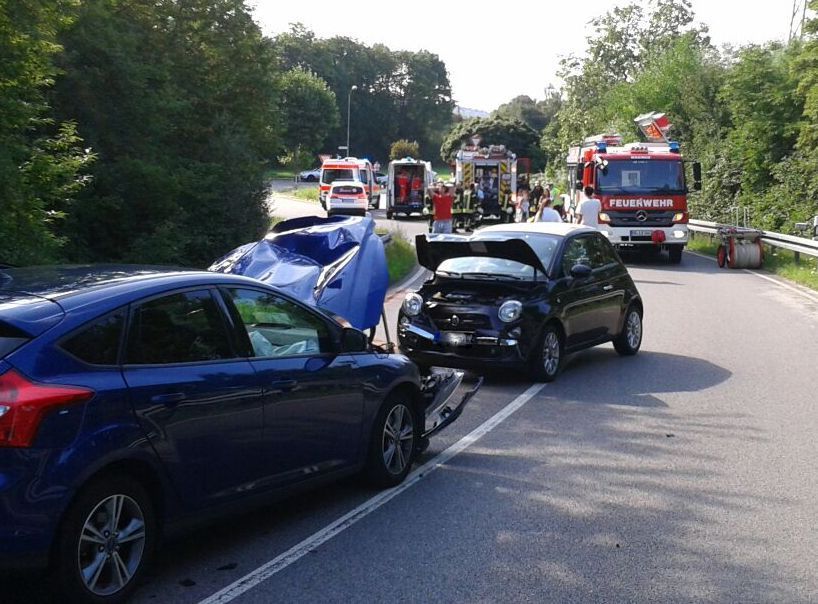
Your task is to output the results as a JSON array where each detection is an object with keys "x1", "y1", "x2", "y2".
[{"x1": 397, "y1": 223, "x2": 644, "y2": 381}]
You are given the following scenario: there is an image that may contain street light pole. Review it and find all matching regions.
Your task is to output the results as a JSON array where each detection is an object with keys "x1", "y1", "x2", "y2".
[{"x1": 346, "y1": 85, "x2": 358, "y2": 156}]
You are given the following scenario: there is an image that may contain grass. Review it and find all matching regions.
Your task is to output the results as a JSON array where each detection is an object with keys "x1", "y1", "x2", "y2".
[
  {"x1": 384, "y1": 231, "x2": 417, "y2": 285},
  {"x1": 688, "y1": 233, "x2": 818, "y2": 291},
  {"x1": 290, "y1": 187, "x2": 320, "y2": 202},
  {"x1": 265, "y1": 168, "x2": 296, "y2": 180},
  {"x1": 432, "y1": 164, "x2": 453, "y2": 181}
]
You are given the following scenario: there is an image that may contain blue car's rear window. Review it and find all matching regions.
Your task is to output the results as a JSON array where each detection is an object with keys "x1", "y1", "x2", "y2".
[{"x1": 0, "y1": 322, "x2": 30, "y2": 358}]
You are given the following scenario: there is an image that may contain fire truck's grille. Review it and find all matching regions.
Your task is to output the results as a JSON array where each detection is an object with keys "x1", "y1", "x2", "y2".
[{"x1": 608, "y1": 211, "x2": 676, "y2": 228}]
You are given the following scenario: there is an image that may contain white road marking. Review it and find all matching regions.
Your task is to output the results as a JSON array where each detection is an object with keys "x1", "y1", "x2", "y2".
[
  {"x1": 198, "y1": 382, "x2": 547, "y2": 604},
  {"x1": 687, "y1": 250, "x2": 818, "y2": 305}
]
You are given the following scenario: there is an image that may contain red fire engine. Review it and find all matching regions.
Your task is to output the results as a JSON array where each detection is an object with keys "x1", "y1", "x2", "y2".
[{"x1": 566, "y1": 112, "x2": 701, "y2": 263}]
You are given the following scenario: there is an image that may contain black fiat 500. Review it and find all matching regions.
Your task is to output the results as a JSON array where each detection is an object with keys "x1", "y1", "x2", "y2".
[{"x1": 397, "y1": 223, "x2": 644, "y2": 381}]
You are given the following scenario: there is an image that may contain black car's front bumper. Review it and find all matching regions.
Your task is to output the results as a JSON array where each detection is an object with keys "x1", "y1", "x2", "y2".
[{"x1": 399, "y1": 322, "x2": 528, "y2": 372}]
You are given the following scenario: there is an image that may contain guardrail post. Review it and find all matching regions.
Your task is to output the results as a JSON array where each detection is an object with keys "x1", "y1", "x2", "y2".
[{"x1": 794, "y1": 250, "x2": 801, "y2": 265}]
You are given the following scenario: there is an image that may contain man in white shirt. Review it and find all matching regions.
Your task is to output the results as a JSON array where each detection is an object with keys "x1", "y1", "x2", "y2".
[{"x1": 575, "y1": 185, "x2": 601, "y2": 228}]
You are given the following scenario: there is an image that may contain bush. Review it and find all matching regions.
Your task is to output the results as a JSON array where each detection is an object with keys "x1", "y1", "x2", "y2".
[{"x1": 390, "y1": 139, "x2": 420, "y2": 160}]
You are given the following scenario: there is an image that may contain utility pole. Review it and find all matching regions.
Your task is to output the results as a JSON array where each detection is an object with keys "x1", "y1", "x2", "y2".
[
  {"x1": 789, "y1": 0, "x2": 807, "y2": 42},
  {"x1": 346, "y1": 85, "x2": 358, "y2": 157}
]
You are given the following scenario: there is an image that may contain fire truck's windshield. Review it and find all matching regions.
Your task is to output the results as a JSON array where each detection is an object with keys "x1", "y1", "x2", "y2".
[{"x1": 597, "y1": 159, "x2": 685, "y2": 194}]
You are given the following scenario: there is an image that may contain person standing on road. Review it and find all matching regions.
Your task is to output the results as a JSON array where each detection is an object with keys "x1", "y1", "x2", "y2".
[
  {"x1": 428, "y1": 181, "x2": 454, "y2": 234},
  {"x1": 575, "y1": 185, "x2": 601, "y2": 228},
  {"x1": 530, "y1": 181, "x2": 544, "y2": 209},
  {"x1": 534, "y1": 196, "x2": 562, "y2": 222}
]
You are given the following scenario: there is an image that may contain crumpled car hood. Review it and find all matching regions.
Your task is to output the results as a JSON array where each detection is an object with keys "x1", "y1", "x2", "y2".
[{"x1": 210, "y1": 215, "x2": 389, "y2": 332}]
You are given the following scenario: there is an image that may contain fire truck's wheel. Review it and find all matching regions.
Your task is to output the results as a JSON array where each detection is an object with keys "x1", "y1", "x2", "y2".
[
  {"x1": 717, "y1": 245, "x2": 727, "y2": 268},
  {"x1": 668, "y1": 244, "x2": 683, "y2": 264},
  {"x1": 530, "y1": 323, "x2": 564, "y2": 382},
  {"x1": 614, "y1": 305, "x2": 643, "y2": 356}
]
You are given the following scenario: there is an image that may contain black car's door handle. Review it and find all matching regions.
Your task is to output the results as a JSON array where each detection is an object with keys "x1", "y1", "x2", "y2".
[
  {"x1": 602, "y1": 284, "x2": 614, "y2": 291},
  {"x1": 150, "y1": 392, "x2": 187, "y2": 406},
  {"x1": 268, "y1": 379, "x2": 298, "y2": 393}
]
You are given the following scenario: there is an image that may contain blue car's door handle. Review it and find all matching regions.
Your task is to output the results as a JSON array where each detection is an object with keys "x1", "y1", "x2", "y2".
[
  {"x1": 150, "y1": 392, "x2": 187, "y2": 406},
  {"x1": 268, "y1": 379, "x2": 298, "y2": 393}
]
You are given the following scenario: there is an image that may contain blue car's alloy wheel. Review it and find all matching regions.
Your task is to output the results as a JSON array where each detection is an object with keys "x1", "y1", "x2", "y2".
[
  {"x1": 78, "y1": 494, "x2": 146, "y2": 596},
  {"x1": 382, "y1": 403, "x2": 414, "y2": 476},
  {"x1": 57, "y1": 476, "x2": 156, "y2": 603},
  {"x1": 366, "y1": 397, "x2": 417, "y2": 487}
]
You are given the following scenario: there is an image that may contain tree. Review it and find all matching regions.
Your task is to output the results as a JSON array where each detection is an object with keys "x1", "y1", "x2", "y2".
[
  {"x1": 390, "y1": 139, "x2": 420, "y2": 160},
  {"x1": 279, "y1": 67, "x2": 339, "y2": 156},
  {"x1": 0, "y1": 0, "x2": 94, "y2": 264},
  {"x1": 271, "y1": 26, "x2": 453, "y2": 162},
  {"x1": 53, "y1": 0, "x2": 280, "y2": 266},
  {"x1": 440, "y1": 117, "x2": 544, "y2": 169}
]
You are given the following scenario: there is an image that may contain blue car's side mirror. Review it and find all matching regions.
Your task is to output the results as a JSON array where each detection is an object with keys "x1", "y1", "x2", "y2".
[{"x1": 340, "y1": 327, "x2": 368, "y2": 353}]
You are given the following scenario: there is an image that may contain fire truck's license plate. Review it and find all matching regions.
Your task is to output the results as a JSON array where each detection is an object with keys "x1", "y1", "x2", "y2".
[{"x1": 630, "y1": 229, "x2": 652, "y2": 237}]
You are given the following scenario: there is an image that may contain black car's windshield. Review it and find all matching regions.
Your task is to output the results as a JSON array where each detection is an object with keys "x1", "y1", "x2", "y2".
[
  {"x1": 596, "y1": 159, "x2": 685, "y2": 195},
  {"x1": 437, "y1": 257, "x2": 537, "y2": 281},
  {"x1": 436, "y1": 232, "x2": 560, "y2": 281}
]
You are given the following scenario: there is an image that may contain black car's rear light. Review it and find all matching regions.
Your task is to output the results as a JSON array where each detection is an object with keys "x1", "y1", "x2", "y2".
[{"x1": 0, "y1": 369, "x2": 94, "y2": 448}]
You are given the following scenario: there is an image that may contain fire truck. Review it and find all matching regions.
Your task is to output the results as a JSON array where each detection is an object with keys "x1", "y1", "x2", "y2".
[
  {"x1": 566, "y1": 112, "x2": 701, "y2": 263},
  {"x1": 454, "y1": 139, "x2": 518, "y2": 224}
]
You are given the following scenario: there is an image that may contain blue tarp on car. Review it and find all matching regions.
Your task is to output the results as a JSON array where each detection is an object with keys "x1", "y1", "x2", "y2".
[{"x1": 209, "y1": 215, "x2": 389, "y2": 332}]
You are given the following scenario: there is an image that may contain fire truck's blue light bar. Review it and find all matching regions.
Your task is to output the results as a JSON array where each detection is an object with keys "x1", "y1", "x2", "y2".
[
  {"x1": 669, "y1": 141, "x2": 680, "y2": 153},
  {"x1": 596, "y1": 142, "x2": 608, "y2": 153}
]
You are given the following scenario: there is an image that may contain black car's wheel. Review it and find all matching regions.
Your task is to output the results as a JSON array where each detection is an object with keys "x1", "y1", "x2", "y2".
[
  {"x1": 365, "y1": 396, "x2": 417, "y2": 488},
  {"x1": 668, "y1": 244, "x2": 683, "y2": 264},
  {"x1": 613, "y1": 304, "x2": 643, "y2": 356},
  {"x1": 55, "y1": 475, "x2": 156, "y2": 603},
  {"x1": 530, "y1": 323, "x2": 564, "y2": 382},
  {"x1": 386, "y1": 210, "x2": 393, "y2": 219},
  {"x1": 305, "y1": 175, "x2": 316, "y2": 182}
]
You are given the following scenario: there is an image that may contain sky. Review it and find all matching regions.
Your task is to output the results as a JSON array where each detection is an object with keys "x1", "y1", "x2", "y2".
[{"x1": 251, "y1": 0, "x2": 805, "y2": 112}]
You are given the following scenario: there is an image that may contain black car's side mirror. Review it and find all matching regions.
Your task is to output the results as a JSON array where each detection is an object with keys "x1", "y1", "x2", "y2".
[
  {"x1": 340, "y1": 327, "x2": 369, "y2": 353},
  {"x1": 569, "y1": 264, "x2": 592, "y2": 279}
]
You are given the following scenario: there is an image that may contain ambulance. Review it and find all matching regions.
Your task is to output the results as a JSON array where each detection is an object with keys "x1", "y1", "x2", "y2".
[
  {"x1": 319, "y1": 157, "x2": 379, "y2": 210},
  {"x1": 385, "y1": 157, "x2": 435, "y2": 219}
]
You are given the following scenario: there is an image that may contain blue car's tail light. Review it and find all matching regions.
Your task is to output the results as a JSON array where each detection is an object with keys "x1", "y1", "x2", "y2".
[{"x1": 0, "y1": 370, "x2": 94, "y2": 448}]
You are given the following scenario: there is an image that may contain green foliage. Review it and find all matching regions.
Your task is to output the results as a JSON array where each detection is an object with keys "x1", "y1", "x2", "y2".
[
  {"x1": 52, "y1": 0, "x2": 279, "y2": 266},
  {"x1": 272, "y1": 25, "x2": 454, "y2": 162},
  {"x1": 279, "y1": 67, "x2": 339, "y2": 154},
  {"x1": 390, "y1": 139, "x2": 421, "y2": 160},
  {"x1": 0, "y1": 0, "x2": 94, "y2": 264},
  {"x1": 440, "y1": 116, "x2": 544, "y2": 168}
]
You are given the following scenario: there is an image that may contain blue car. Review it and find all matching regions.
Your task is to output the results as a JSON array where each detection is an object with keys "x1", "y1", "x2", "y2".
[{"x1": 0, "y1": 265, "x2": 475, "y2": 602}]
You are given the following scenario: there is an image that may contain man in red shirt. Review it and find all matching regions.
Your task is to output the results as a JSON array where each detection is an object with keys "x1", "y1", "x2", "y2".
[{"x1": 428, "y1": 181, "x2": 454, "y2": 234}]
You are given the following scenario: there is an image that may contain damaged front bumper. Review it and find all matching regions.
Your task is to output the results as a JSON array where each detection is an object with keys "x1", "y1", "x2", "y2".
[{"x1": 420, "y1": 369, "x2": 482, "y2": 439}]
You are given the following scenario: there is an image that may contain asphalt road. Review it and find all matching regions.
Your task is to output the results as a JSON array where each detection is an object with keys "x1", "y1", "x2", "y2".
[{"x1": 5, "y1": 202, "x2": 818, "y2": 602}]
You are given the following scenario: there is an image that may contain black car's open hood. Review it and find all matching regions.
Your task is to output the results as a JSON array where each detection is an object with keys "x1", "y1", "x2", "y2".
[{"x1": 415, "y1": 235, "x2": 548, "y2": 275}]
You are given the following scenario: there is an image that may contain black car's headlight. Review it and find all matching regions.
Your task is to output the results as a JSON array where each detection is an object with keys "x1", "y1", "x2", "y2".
[
  {"x1": 403, "y1": 293, "x2": 423, "y2": 317},
  {"x1": 498, "y1": 300, "x2": 522, "y2": 323}
]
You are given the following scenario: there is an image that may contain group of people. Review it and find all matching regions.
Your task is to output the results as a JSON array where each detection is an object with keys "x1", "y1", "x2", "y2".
[{"x1": 425, "y1": 180, "x2": 601, "y2": 234}]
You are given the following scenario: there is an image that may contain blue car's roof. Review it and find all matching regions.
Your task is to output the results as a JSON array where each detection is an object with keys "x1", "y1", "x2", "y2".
[{"x1": 0, "y1": 265, "x2": 265, "y2": 335}]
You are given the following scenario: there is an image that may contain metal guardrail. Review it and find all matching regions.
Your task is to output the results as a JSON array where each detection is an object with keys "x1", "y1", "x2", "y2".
[{"x1": 689, "y1": 219, "x2": 818, "y2": 261}]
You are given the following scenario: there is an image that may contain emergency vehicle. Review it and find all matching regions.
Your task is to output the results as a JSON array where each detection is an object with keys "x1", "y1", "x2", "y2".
[
  {"x1": 319, "y1": 157, "x2": 379, "y2": 210},
  {"x1": 454, "y1": 139, "x2": 518, "y2": 223},
  {"x1": 386, "y1": 157, "x2": 435, "y2": 219},
  {"x1": 326, "y1": 180, "x2": 369, "y2": 216},
  {"x1": 566, "y1": 112, "x2": 701, "y2": 263}
]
